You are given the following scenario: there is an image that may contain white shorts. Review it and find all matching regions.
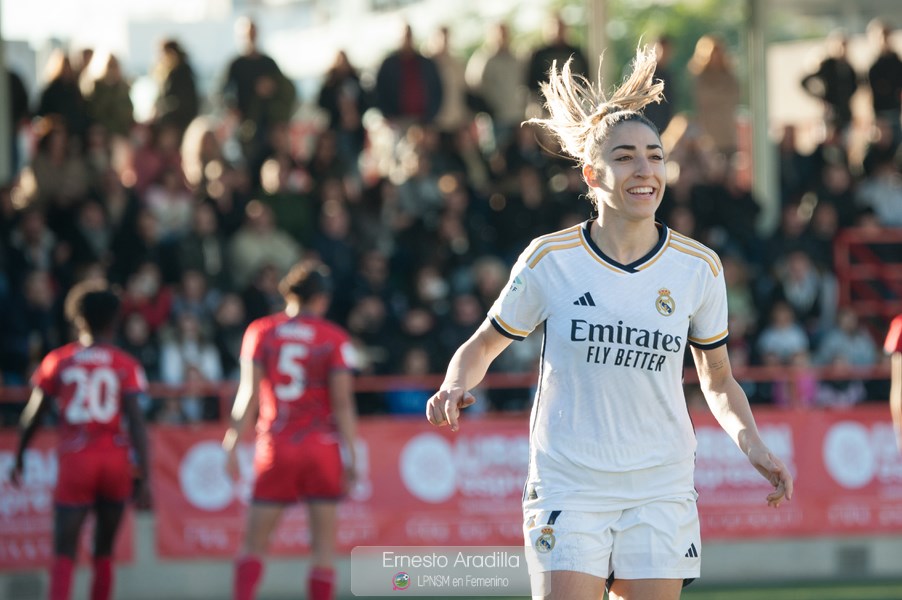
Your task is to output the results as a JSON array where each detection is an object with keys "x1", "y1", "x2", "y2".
[{"x1": 523, "y1": 497, "x2": 701, "y2": 585}]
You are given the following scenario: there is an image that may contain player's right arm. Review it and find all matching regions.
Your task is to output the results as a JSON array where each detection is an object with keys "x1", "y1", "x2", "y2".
[
  {"x1": 222, "y1": 356, "x2": 262, "y2": 480},
  {"x1": 427, "y1": 318, "x2": 513, "y2": 432},
  {"x1": 10, "y1": 387, "x2": 51, "y2": 486}
]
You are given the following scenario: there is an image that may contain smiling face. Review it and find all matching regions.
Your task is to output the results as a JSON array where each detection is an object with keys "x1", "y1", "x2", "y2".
[{"x1": 585, "y1": 120, "x2": 665, "y2": 223}]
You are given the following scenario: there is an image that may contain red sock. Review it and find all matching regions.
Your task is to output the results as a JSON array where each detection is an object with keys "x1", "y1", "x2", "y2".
[
  {"x1": 90, "y1": 556, "x2": 113, "y2": 600},
  {"x1": 308, "y1": 566, "x2": 335, "y2": 600},
  {"x1": 234, "y1": 555, "x2": 263, "y2": 600},
  {"x1": 49, "y1": 556, "x2": 74, "y2": 600}
]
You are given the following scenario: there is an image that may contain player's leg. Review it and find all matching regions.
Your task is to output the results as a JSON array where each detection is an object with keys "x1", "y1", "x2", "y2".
[
  {"x1": 533, "y1": 570, "x2": 606, "y2": 600},
  {"x1": 300, "y1": 432, "x2": 345, "y2": 600},
  {"x1": 607, "y1": 497, "x2": 699, "y2": 600},
  {"x1": 234, "y1": 502, "x2": 285, "y2": 600},
  {"x1": 50, "y1": 505, "x2": 90, "y2": 600},
  {"x1": 51, "y1": 451, "x2": 100, "y2": 600},
  {"x1": 608, "y1": 578, "x2": 683, "y2": 599},
  {"x1": 307, "y1": 501, "x2": 339, "y2": 600},
  {"x1": 90, "y1": 500, "x2": 126, "y2": 600}
]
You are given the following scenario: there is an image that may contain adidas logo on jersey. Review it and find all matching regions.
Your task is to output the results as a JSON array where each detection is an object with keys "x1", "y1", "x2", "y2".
[
  {"x1": 684, "y1": 543, "x2": 699, "y2": 558},
  {"x1": 573, "y1": 292, "x2": 596, "y2": 306}
]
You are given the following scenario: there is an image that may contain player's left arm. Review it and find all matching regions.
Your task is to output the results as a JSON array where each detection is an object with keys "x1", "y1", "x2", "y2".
[
  {"x1": 890, "y1": 350, "x2": 902, "y2": 452},
  {"x1": 123, "y1": 392, "x2": 152, "y2": 507},
  {"x1": 329, "y1": 368, "x2": 358, "y2": 488},
  {"x1": 10, "y1": 387, "x2": 51, "y2": 486},
  {"x1": 692, "y1": 344, "x2": 794, "y2": 507}
]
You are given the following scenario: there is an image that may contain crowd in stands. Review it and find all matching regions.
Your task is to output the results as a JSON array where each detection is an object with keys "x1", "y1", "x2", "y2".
[{"x1": 2, "y1": 14, "x2": 901, "y2": 422}]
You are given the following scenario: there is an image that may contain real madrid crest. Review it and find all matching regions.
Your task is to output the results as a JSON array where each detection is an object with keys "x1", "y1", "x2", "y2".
[
  {"x1": 535, "y1": 526, "x2": 556, "y2": 553},
  {"x1": 656, "y1": 288, "x2": 675, "y2": 317}
]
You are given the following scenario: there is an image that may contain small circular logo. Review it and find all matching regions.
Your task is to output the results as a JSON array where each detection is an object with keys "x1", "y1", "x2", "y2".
[
  {"x1": 392, "y1": 571, "x2": 410, "y2": 591},
  {"x1": 535, "y1": 526, "x2": 556, "y2": 553},
  {"x1": 823, "y1": 422, "x2": 874, "y2": 489},
  {"x1": 179, "y1": 441, "x2": 235, "y2": 511},
  {"x1": 656, "y1": 288, "x2": 675, "y2": 316},
  {"x1": 400, "y1": 433, "x2": 456, "y2": 503}
]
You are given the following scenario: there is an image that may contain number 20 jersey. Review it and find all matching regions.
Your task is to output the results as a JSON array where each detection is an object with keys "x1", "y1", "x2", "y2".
[
  {"x1": 241, "y1": 312, "x2": 354, "y2": 441},
  {"x1": 31, "y1": 342, "x2": 148, "y2": 454}
]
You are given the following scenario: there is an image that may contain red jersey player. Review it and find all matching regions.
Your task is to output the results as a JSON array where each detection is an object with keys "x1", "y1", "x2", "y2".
[
  {"x1": 10, "y1": 280, "x2": 151, "y2": 600},
  {"x1": 222, "y1": 259, "x2": 358, "y2": 600},
  {"x1": 885, "y1": 313, "x2": 902, "y2": 451}
]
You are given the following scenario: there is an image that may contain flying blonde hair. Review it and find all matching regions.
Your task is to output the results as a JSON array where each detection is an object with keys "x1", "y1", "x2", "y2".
[{"x1": 528, "y1": 45, "x2": 665, "y2": 169}]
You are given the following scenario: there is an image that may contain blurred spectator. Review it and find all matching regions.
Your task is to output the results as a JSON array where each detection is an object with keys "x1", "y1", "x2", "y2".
[
  {"x1": 346, "y1": 294, "x2": 395, "y2": 379},
  {"x1": 800, "y1": 30, "x2": 859, "y2": 133},
  {"x1": 118, "y1": 310, "x2": 162, "y2": 416},
  {"x1": 770, "y1": 351, "x2": 819, "y2": 409},
  {"x1": 65, "y1": 198, "x2": 114, "y2": 274},
  {"x1": 174, "y1": 200, "x2": 232, "y2": 290},
  {"x1": 426, "y1": 25, "x2": 470, "y2": 134},
  {"x1": 221, "y1": 16, "x2": 297, "y2": 174},
  {"x1": 17, "y1": 116, "x2": 90, "y2": 233},
  {"x1": 170, "y1": 268, "x2": 221, "y2": 331},
  {"x1": 776, "y1": 124, "x2": 813, "y2": 206},
  {"x1": 813, "y1": 161, "x2": 858, "y2": 226},
  {"x1": 80, "y1": 50, "x2": 134, "y2": 139},
  {"x1": 227, "y1": 200, "x2": 302, "y2": 290},
  {"x1": 855, "y1": 155, "x2": 902, "y2": 226},
  {"x1": 6, "y1": 67, "x2": 29, "y2": 175},
  {"x1": 130, "y1": 122, "x2": 186, "y2": 199},
  {"x1": 757, "y1": 300, "x2": 810, "y2": 365},
  {"x1": 120, "y1": 260, "x2": 174, "y2": 335},
  {"x1": 159, "y1": 312, "x2": 223, "y2": 422},
  {"x1": 144, "y1": 166, "x2": 194, "y2": 241},
  {"x1": 375, "y1": 23, "x2": 443, "y2": 128},
  {"x1": 384, "y1": 346, "x2": 434, "y2": 415},
  {"x1": 211, "y1": 292, "x2": 246, "y2": 380},
  {"x1": 312, "y1": 199, "x2": 357, "y2": 321},
  {"x1": 465, "y1": 22, "x2": 526, "y2": 151},
  {"x1": 258, "y1": 151, "x2": 316, "y2": 247},
  {"x1": 151, "y1": 38, "x2": 200, "y2": 138},
  {"x1": 769, "y1": 248, "x2": 838, "y2": 342},
  {"x1": 815, "y1": 307, "x2": 878, "y2": 367},
  {"x1": 525, "y1": 14, "x2": 588, "y2": 109},
  {"x1": 5, "y1": 207, "x2": 57, "y2": 287},
  {"x1": 0, "y1": 270, "x2": 60, "y2": 385},
  {"x1": 688, "y1": 34, "x2": 741, "y2": 157},
  {"x1": 644, "y1": 35, "x2": 677, "y2": 134},
  {"x1": 109, "y1": 207, "x2": 179, "y2": 285},
  {"x1": 861, "y1": 117, "x2": 900, "y2": 177},
  {"x1": 34, "y1": 49, "x2": 90, "y2": 145},
  {"x1": 317, "y1": 50, "x2": 371, "y2": 172},
  {"x1": 240, "y1": 262, "x2": 283, "y2": 323},
  {"x1": 866, "y1": 19, "x2": 902, "y2": 143},
  {"x1": 805, "y1": 200, "x2": 842, "y2": 271}
]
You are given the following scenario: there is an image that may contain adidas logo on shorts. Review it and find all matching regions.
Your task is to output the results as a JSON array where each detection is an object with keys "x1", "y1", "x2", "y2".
[{"x1": 684, "y1": 543, "x2": 699, "y2": 558}]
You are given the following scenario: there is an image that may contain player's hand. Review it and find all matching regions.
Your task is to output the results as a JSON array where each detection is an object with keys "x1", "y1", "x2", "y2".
[
  {"x1": 133, "y1": 477, "x2": 152, "y2": 510},
  {"x1": 747, "y1": 445, "x2": 794, "y2": 508},
  {"x1": 343, "y1": 463, "x2": 358, "y2": 494},
  {"x1": 426, "y1": 389, "x2": 476, "y2": 432},
  {"x1": 225, "y1": 445, "x2": 241, "y2": 482},
  {"x1": 9, "y1": 456, "x2": 24, "y2": 487}
]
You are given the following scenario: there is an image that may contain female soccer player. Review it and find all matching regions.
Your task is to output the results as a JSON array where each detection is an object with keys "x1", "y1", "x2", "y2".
[
  {"x1": 426, "y1": 46, "x2": 794, "y2": 600},
  {"x1": 223, "y1": 259, "x2": 357, "y2": 600},
  {"x1": 11, "y1": 280, "x2": 151, "y2": 600}
]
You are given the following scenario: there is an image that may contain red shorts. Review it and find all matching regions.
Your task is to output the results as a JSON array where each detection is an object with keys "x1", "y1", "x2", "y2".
[
  {"x1": 55, "y1": 447, "x2": 133, "y2": 506},
  {"x1": 252, "y1": 431, "x2": 344, "y2": 503}
]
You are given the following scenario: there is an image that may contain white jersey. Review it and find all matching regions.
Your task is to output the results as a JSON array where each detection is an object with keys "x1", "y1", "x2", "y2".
[{"x1": 489, "y1": 221, "x2": 728, "y2": 511}]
